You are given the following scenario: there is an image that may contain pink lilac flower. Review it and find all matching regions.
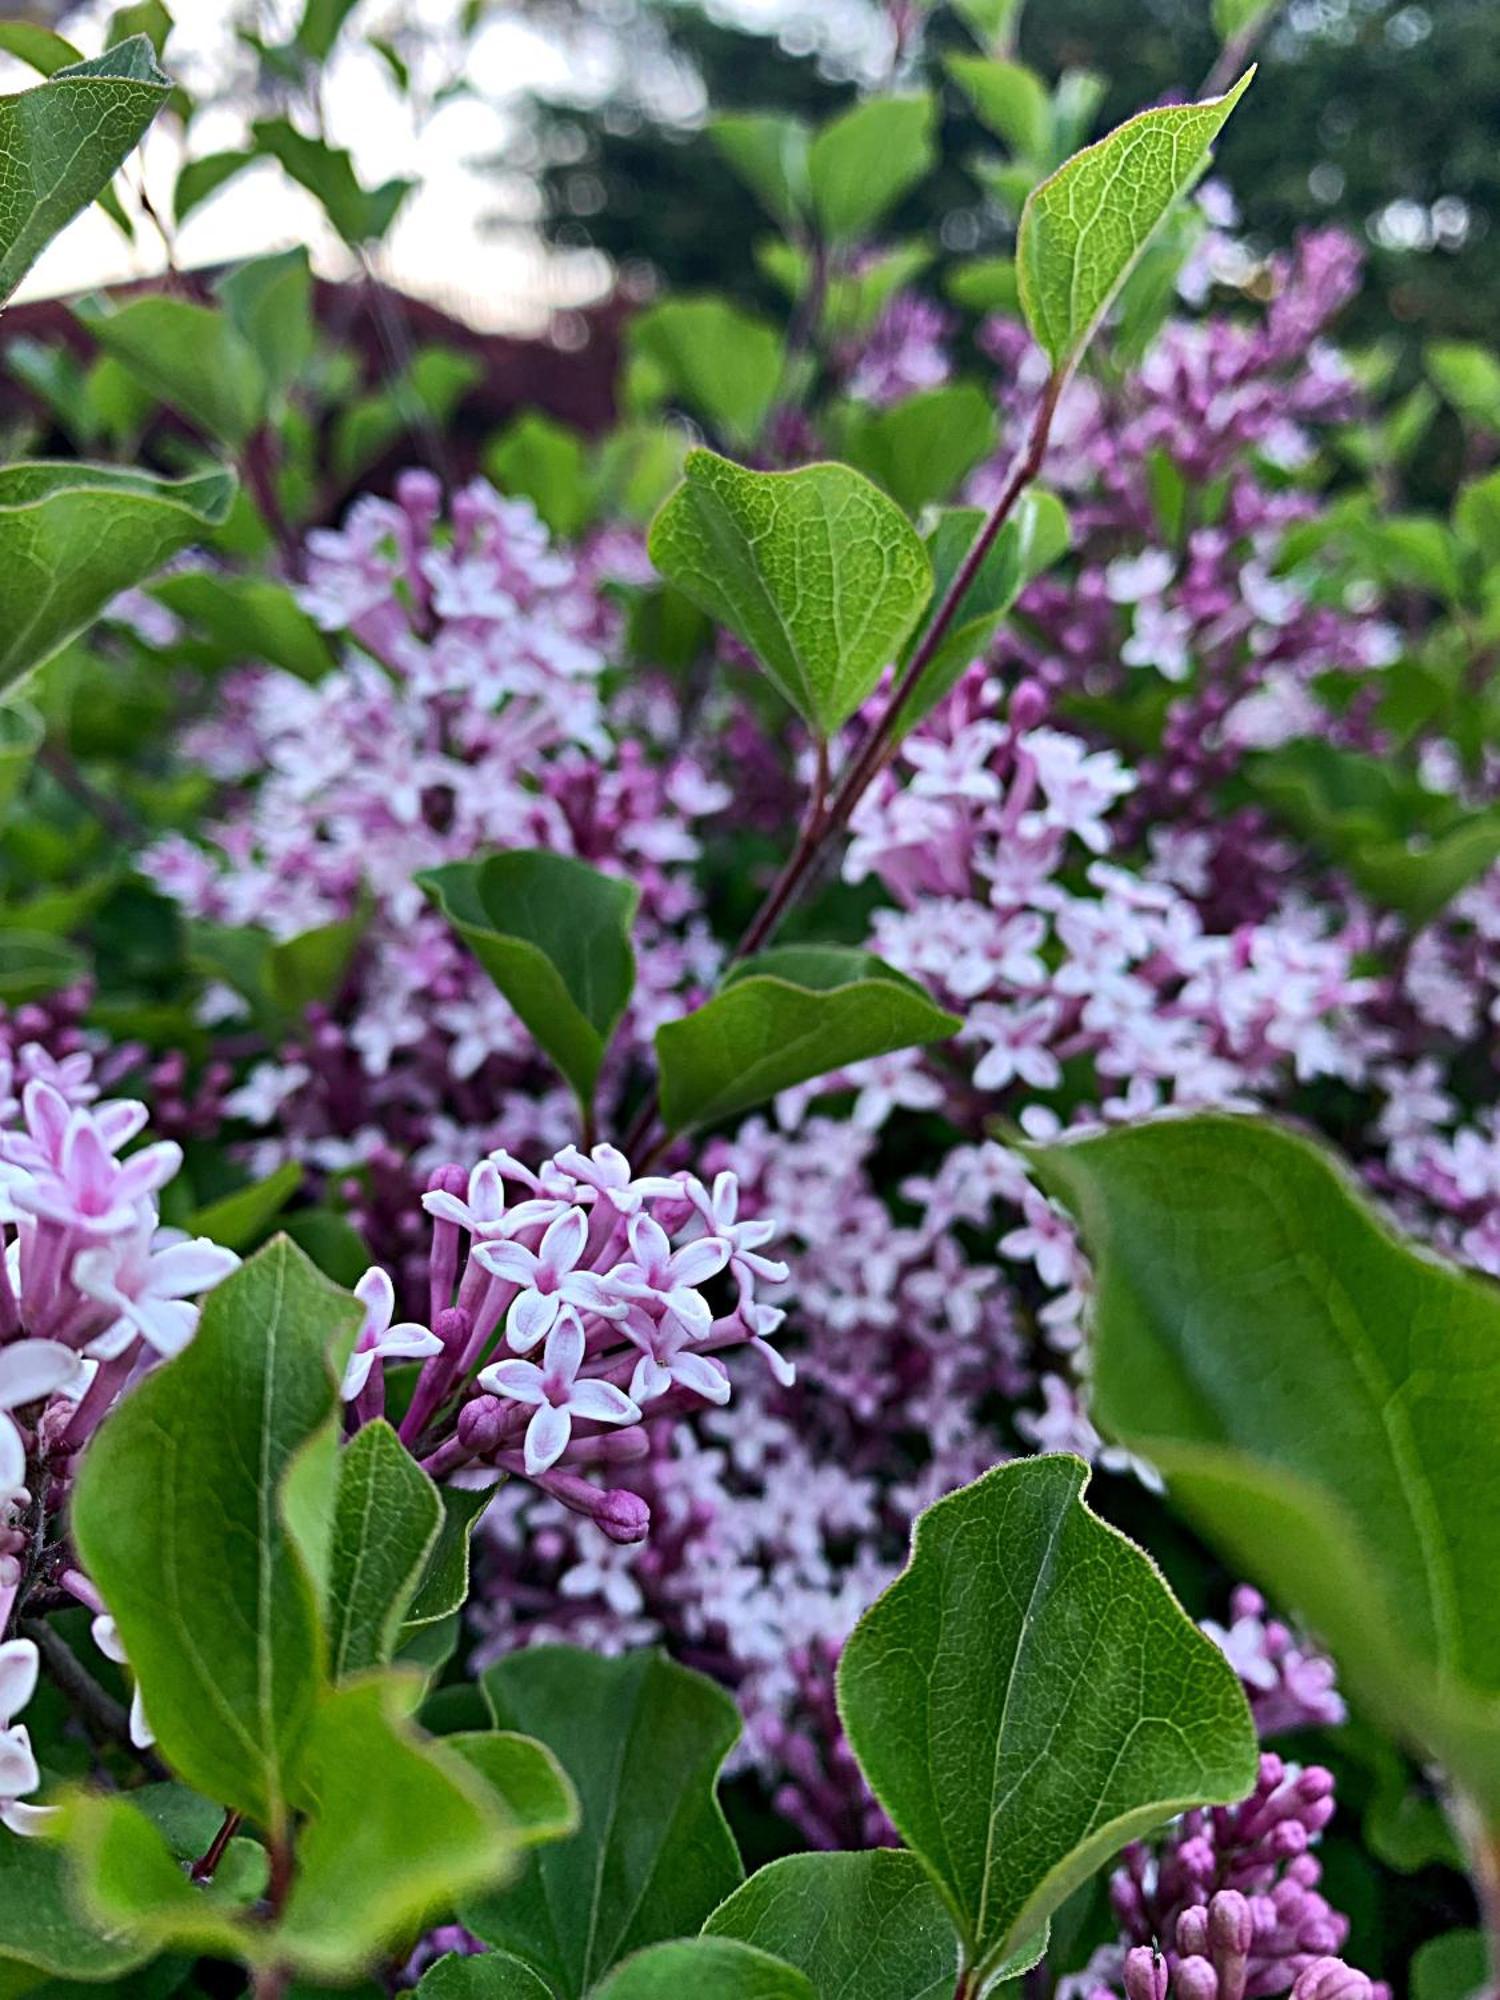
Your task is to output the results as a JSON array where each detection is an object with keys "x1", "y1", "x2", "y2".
[{"x1": 480, "y1": 1312, "x2": 640, "y2": 1476}]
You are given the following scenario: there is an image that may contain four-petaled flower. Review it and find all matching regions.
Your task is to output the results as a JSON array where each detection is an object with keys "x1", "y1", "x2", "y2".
[
  {"x1": 611, "y1": 1214, "x2": 729, "y2": 1341},
  {"x1": 0, "y1": 1340, "x2": 86, "y2": 1497},
  {"x1": 478, "y1": 1312, "x2": 639, "y2": 1475},
  {"x1": 342, "y1": 1268, "x2": 443, "y2": 1401},
  {"x1": 473, "y1": 1207, "x2": 628, "y2": 1353},
  {"x1": 622, "y1": 1307, "x2": 730, "y2": 1408}
]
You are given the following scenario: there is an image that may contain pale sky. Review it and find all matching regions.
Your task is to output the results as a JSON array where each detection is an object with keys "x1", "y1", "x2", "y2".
[{"x1": 6, "y1": 0, "x2": 885, "y2": 331}]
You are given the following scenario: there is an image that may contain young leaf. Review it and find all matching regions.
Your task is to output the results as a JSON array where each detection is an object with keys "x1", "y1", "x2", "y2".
[
  {"x1": 0, "y1": 462, "x2": 235, "y2": 693},
  {"x1": 838, "y1": 1454, "x2": 1256, "y2": 1982},
  {"x1": 833, "y1": 384, "x2": 999, "y2": 515},
  {"x1": 894, "y1": 492, "x2": 1070, "y2": 729},
  {"x1": 656, "y1": 947, "x2": 958, "y2": 1133},
  {"x1": 628, "y1": 298, "x2": 784, "y2": 447},
  {"x1": 0, "y1": 1819, "x2": 160, "y2": 1982},
  {"x1": 593, "y1": 1940, "x2": 815, "y2": 1999},
  {"x1": 326, "y1": 1419, "x2": 443, "y2": 1678},
  {"x1": 705, "y1": 1850, "x2": 963, "y2": 1999},
  {"x1": 0, "y1": 38, "x2": 170, "y2": 305},
  {"x1": 275, "y1": 1678, "x2": 518, "y2": 1978},
  {"x1": 71, "y1": 1237, "x2": 363, "y2": 1831},
  {"x1": 461, "y1": 1647, "x2": 743, "y2": 1996},
  {"x1": 75, "y1": 295, "x2": 268, "y2": 444},
  {"x1": 1029, "y1": 1113, "x2": 1500, "y2": 1826},
  {"x1": 808, "y1": 94, "x2": 935, "y2": 245},
  {"x1": 418, "y1": 851, "x2": 639, "y2": 1115},
  {"x1": 648, "y1": 449, "x2": 933, "y2": 738},
  {"x1": 1016, "y1": 70, "x2": 1254, "y2": 374},
  {"x1": 710, "y1": 112, "x2": 810, "y2": 229}
]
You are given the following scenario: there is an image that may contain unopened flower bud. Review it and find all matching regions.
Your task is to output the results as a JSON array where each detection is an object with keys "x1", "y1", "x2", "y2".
[
  {"x1": 595, "y1": 1489, "x2": 651, "y2": 1545},
  {"x1": 456, "y1": 1395, "x2": 506, "y2": 1455},
  {"x1": 1291, "y1": 1961, "x2": 1372, "y2": 2000},
  {"x1": 1176, "y1": 1906, "x2": 1210, "y2": 1957},
  {"x1": 1208, "y1": 1889, "x2": 1253, "y2": 1957},
  {"x1": 1124, "y1": 1946, "x2": 1168, "y2": 2000},
  {"x1": 1175, "y1": 1957, "x2": 1220, "y2": 2000},
  {"x1": 434, "y1": 1305, "x2": 471, "y2": 1351},
  {"x1": 1009, "y1": 678, "x2": 1047, "y2": 731}
]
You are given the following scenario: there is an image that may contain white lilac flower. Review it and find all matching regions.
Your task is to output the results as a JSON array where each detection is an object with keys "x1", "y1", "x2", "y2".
[{"x1": 478, "y1": 1311, "x2": 639, "y2": 1476}]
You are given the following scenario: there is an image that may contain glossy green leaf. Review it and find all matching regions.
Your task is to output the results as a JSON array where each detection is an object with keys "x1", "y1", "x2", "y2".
[
  {"x1": 0, "y1": 39, "x2": 169, "y2": 306},
  {"x1": 72, "y1": 1237, "x2": 363, "y2": 1830},
  {"x1": 1016, "y1": 70, "x2": 1254, "y2": 372},
  {"x1": 648, "y1": 448, "x2": 933, "y2": 737},
  {"x1": 658, "y1": 947, "x2": 958, "y2": 1133},
  {"x1": 710, "y1": 112, "x2": 809, "y2": 228},
  {"x1": 326, "y1": 1420, "x2": 443, "y2": 1678},
  {"x1": 895, "y1": 492, "x2": 1070, "y2": 729},
  {"x1": 947, "y1": 56, "x2": 1050, "y2": 160},
  {"x1": 419, "y1": 851, "x2": 638, "y2": 1113},
  {"x1": 839, "y1": 1455, "x2": 1256, "y2": 1982},
  {"x1": 187, "y1": 1161, "x2": 304, "y2": 1251},
  {"x1": 76, "y1": 295, "x2": 267, "y2": 444},
  {"x1": 0, "y1": 462, "x2": 234, "y2": 693},
  {"x1": 706, "y1": 1851, "x2": 962, "y2": 1999},
  {"x1": 1030, "y1": 1113, "x2": 1500, "y2": 1825},
  {"x1": 808, "y1": 94, "x2": 935, "y2": 244},
  {"x1": 276, "y1": 1677, "x2": 517, "y2": 1977},
  {"x1": 461, "y1": 1647, "x2": 743, "y2": 1997},
  {"x1": 445, "y1": 1731, "x2": 581, "y2": 1850},
  {"x1": 834, "y1": 385, "x2": 998, "y2": 514},
  {"x1": 594, "y1": 1940, "x2": 814, "y2": 1999},
  {"x1": 252, "y1": 117, "x2": 414, "y2": 245},
  {"x1": 628, "y1": 299, "x2": 784, "y2": 447}
]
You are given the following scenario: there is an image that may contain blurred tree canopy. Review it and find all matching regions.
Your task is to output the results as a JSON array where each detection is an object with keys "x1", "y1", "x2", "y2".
[{"x1": 521, "y1": 0, "x2": 1497, "y2": 344}]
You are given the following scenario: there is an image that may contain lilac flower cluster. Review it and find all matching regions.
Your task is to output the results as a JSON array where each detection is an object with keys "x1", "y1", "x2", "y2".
[{"x1": 343, "y1": 1144, "x2": 789, "y2": 1544}]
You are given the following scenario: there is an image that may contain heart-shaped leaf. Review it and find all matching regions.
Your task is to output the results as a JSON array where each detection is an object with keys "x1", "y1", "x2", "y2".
[
  {"x1": 657, "y1": 946, "x2": 958, "y2": 1133},
  {"x1": 1017, "y1": 69, "x2": 1254, "y2": 372},
  {"x1": 419, "y1": 851, "x2": 639, "y2": 1115},
  {"x1": 649, "y1": 450, "x2": 933, "y2": 738},
  {"x1": 838, "y1": 1454, "x2": 1256, "y2": 1984},
  {"x1": 461, "y1": 1647, "x2": 743, "y2": 1997},
  {"x1": 1030, "y1": 1113, "x2": 1500, "y2": 1826},
  {"x1": 0, "y1": 462, "x2": 235, "y2": 693}
]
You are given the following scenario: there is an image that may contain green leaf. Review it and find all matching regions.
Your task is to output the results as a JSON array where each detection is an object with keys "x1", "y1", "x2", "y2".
[
  {"x1": 1456, "y1": 468, "x2": 1500, "y2": 563},
  {"x1": 838, "y1": 1455, "x2": 1256, "y2": 1981},
  {"x1": 833, "y1": 385, "x2": 998, "y2": 514},
  {"x1": 1016, "y1": 70, "x2": 1254, "y2": 372},
  {"x1": 445, "y1": 1732, "x2": 581, "y2": 1850},
  {"x1": 187, "y1": 1161, "x2": 304, "y2": 1251},
  {"x1": 398, "y1": 1482, "x2": 495, "y2": 1642},
  {"x1": 295, "y1": 0, "x2": 363, "y2": 62},
  {"x1": 252, "y1": 117, "x2": 414, "y2": 245},
  {"x1": 1411, "y1": 1930, "x2": 1488, "y2": 2000},
  {"x1": 461, "y1": 1647, "x2": 743, "y2": 1997},
  {"x1": 657, "y1": 947, "x2": 958, "y2": 1133},
  {"x1": 0, "y1": 39, "x2": 170, "y2": 306},
  {"x1": 486, "y1": 412, "x2": 594, "y2": 541},
  {"x1": 628, "y1": 299, "x2": 784, "y2": 447},
  {"x1": 173, "y1": 147, "x2": 254, "y2": 225},
  {"x1": 151, "y1": 571, "x2": 334, "y2": 679},
  {"x1": 945, "y1": 256, "x2": 1019, "y2": 314},
  {"x1": 276, "y1": 1677, "x2": 517, "y2": 1978},
  {"x1": 594, "y1": 1940, "x2": 815, "y2": 1999},
  {"x1": 71, "y1": 1237, "x2": 363, "y2": 1831},
  {"x1": 0, "y1": 461, "x2": 234, "y2": 694},
  {"x1": 0, "y1": 932, "x2": 88, "y2": 1002},
  {"x1": 647, "y1": 448, "x2": 933, "y2": 737},
  {"x1": 419, "y1": 851, "x2": 637, "y2": 1113},
  {"x1": 808, "y1": 94, "x2": 935, "y2": 244},
  {"x1": 217, "y1": 246, "x2": 314, "y2": 400},
  {"x1": 705, "y1": 1851, "x2": 962, "y2": 1999},
  {"x1": 1427, "y1": 341, "x2": 1500, "y2": 433},
  {"x1": 76, "y1": 295, "x2": 267, "y2": 444},
  {"x1": 0, "y1": 1820, "x2": 158, "y2": 1982},
  {"x1": 0, "y1": 702, "x2": 43, "y2": 822},
  {"x1": 326, "y1": 1420, "x2": 443, "y2": 1678},
  {"x1": 894, "y1": 493, "x2": 1069, "y2": 729},
  {"x1": 1029, "y1": 1113, "x2": 1500, "y2": 1826},
  {"x1": 710, "y1": 112, "x2": 809, "y2": 229},
  {"x1": 946, "y1": 57, "x2": 1051, "y2": 160},
  {"x1": 415, "y1": 1957, "x2": 560, "y2": 1998},
  {"x1": 0, "y1": 23, "x2": 82, "y2": 75},
  {"x1": 1212, "y1": 0, "x2": 1276, "y2": 33}
]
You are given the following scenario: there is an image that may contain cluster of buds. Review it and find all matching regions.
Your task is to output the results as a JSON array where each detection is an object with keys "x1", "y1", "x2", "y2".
[
  {"x1": 1110, "y1": 1755, "x2": 1388, "y2": 2000},
  {"x1": 343, "y1": 1142, "x2": 789, "y2": 1545}
]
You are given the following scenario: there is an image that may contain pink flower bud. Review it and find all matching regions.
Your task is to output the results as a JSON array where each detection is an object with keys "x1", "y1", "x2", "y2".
[
  {"x1": 1124, "y1": 1947, "x2": 1168, "y2": 2000},
  {"x1": 456, "y1": 1395, "x2": 506, "y2": 1454}
]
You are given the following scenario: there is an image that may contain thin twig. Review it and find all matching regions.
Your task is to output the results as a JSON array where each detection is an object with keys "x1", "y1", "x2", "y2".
[
  {"x1": 190, "y1": 1806, "x2": 243, "y2": 1884},
  {"x1": 38, "y1": 744, "x2": 140, "y2": 843},
  {"x1": 21, "y1": 1617, "x2": 141, "y2": 1760}
]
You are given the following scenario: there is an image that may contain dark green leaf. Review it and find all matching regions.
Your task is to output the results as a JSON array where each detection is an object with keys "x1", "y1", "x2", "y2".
[
  {"x1": 594, "y1": 1940, "x2": 815, "y2": 1999},
  {"x1": 839, "y1": 1455, "x2": 1256, "y2": 1982},
  {"x1": 0, "y1": 1820, "x2": 158, "y2": 1981},
  {"x1": 72, "y1": 1237, "x2": 363, "y2": 1830},
  {"x1": 419, "y1": 852, "x2": 638, "y2": 1114},
  {"x1": 252, "y1": 117, "x2": 414, "y2": 245},
  {"x1": 0, "y1": 932, "x2": 88, "y2": 1002},
  {"x1": 1030, "y1": 1113, "x2": 1500, "y2": 1826},
  {"x1": 658, "y1": 948, "x2": 958, "y2": 1133},
  {"x1": 648, "y1": 448, "x2": 933, "y2": 737},
  {"x1": 461, "y1": 1647, "x2": 743, "y2": 1997},
  {"x1": 173, "y1": 148, "x2": 254, "y2": 225},
  {"x1": 0, "y1": 462, "x2": 234, "y2": 693},
  {"x1": 398, "y1": 1481, "x2": 495, "y2": 1638},
  {"x1": 705, "y1": 1851, "x2": 961, "y2": 1999}
]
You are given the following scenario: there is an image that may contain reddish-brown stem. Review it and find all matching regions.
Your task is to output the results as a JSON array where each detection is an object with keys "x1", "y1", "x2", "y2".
[
  {"x1": 190, "y1": 1806, "x2": 242, "y2": 1884},
  {"x1": 615, "y1": 372, "x2": 1064, "y2": 1161}
]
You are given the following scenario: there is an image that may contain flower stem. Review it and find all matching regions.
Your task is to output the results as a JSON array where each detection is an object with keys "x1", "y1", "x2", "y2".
[{"x1": 190, "y1": 1807, "x2": 242, "y2": 1885}]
